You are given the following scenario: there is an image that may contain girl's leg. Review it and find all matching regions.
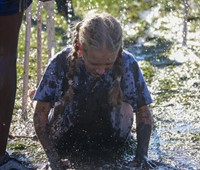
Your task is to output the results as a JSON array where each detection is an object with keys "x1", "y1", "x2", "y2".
[
  {"x1": 111, "y1": 102, "x2": 134, "y2": 140},
  {"x1": 0, "y1": 12, "x2": 23, "y2": 160}
]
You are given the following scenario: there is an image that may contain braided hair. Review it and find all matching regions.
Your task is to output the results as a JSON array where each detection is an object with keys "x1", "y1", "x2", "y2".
[{"x1": 63, "y1": 12, "x2": 123, "y2": 107}]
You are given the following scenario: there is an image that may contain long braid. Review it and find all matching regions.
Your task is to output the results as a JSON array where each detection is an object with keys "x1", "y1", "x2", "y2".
[
  {"x1": 109, "y1": 48, "x2": 123, "y2": 107},
  {"x1": 48, "y1": 23, "x2": 81, "y2": 124},
  {"x1": 63, "y1": 22, "x2": 82, "y2": 104}
]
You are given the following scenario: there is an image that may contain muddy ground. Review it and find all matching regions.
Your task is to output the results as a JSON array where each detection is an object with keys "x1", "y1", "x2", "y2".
[{"x1": 7, "y1": 48, "x2": 200, "y2": 170}]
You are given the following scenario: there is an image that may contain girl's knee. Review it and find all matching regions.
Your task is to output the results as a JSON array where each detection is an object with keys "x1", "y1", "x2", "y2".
[{"x1": 111, "y1": 102, "x2": 134, "y2": 139}]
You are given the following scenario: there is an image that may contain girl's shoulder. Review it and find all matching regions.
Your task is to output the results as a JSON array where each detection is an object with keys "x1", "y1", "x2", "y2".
[
  {"x1": 49, "y1": 47, "x2": 71, "y2": 65},
  {"x1": 46, "y1": 47, "x2": 72, "y2": 74},
  {"x1": 53, "y1": 47, "x2": 71, "y2": 61},
  {"x1": 122, "y1": 49, "x2": 139, "y2": 66}
]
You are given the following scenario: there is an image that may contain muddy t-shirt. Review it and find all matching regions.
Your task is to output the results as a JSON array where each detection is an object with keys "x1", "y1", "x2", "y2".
[{"x1": 33, "y1": 47, "x2": 152, "y2": 148}]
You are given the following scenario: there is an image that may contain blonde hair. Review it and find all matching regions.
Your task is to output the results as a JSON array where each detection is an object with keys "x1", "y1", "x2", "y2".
[{"x1": 63, "y1": 12, "x2": 123, "y2": 107}]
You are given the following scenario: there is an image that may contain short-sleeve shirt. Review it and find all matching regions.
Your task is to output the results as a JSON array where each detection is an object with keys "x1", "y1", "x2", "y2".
[{"x1": 0, "y1": 0, "x2": 32, "y2": 15}]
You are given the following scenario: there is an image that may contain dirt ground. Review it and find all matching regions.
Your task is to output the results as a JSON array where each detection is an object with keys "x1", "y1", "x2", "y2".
[{"x1": 7, "y1": 52, "x2": 200, "y2": 170}]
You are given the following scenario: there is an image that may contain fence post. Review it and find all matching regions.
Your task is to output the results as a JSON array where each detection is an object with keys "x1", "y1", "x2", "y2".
[
  {"x1": 45, "y1": 0, "x2": 56, "y2": 59},
  {"x1": 37, "y1": 0, "x2": 43, "y2": 84},
  {"x1": 22, "y1": 4, "x2": 32, "y2": 119},
  {"x1": 22, "y1": 1, "x2": 56, "y2": 116}
]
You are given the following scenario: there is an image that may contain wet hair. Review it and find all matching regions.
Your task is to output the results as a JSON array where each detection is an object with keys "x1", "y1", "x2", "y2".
[{"x1": 63, "y1": 12, "x2": 123, "y2": 107}]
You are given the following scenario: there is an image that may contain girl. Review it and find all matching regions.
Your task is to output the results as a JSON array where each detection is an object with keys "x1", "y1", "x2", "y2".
[{"x1": 33, "y1": 11, "x2": 157, "y2": 169}]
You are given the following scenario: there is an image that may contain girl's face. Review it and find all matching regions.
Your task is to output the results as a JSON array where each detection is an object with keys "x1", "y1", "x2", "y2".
[{"x1": 82, "y1": 48, "x2": 119, "y2": 77}]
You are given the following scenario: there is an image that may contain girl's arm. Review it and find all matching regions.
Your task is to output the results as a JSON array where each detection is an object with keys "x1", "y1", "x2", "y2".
[
  {"x1": 131, "y1": 105, "x2": 157, "y2": 168},
  {"x1": 33, "y1": 101, "x2": 66, "y2": 170}
]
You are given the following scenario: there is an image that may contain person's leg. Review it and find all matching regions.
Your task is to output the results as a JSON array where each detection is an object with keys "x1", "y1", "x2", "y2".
[
  {"x1": 55, "y1": 0, "x2": 67, "y2": 16},
  {"x1": 111, "y1": 102, "x2": 134, "y2": 140},
  {"x1": 55, "y1": 0, "x2": 75, "y2": 19},
  {"x1": 0, "y1": 12, "x2": 23, "y2": 161}
]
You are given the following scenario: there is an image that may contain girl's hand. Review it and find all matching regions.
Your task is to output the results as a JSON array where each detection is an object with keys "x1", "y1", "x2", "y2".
[
  {"x1": 46, "y1": 147, "x2": 71, "y2": 170},
  {"x1": 129, "y1": 155, "x2": 158, "y2": 169},
  {"x1": 61, "y1": 159, "x2": 71, "y2": 168},
  {"x1": 41, "y1": 160, "x2": 70, "y2": 170},
  {"x1": 49, "y1": 160, "x2": 67, "y2": 170},
  {"x1": 46, "y1": 150, "x2": 67, "y2": 170}
]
